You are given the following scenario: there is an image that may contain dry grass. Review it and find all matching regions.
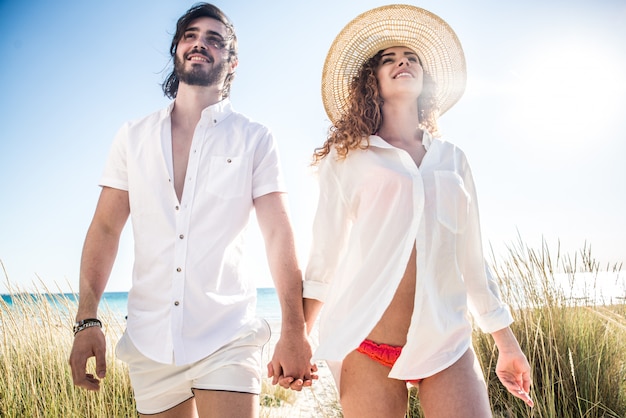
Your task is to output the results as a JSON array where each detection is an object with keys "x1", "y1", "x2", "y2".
[
  {"x1": 474, "y1": 239, "x2": 626, "y2": 418},
  {"x1": 0, "y1": 281, "x2": 135, "y2": 417},
  {"x1": 0, "y1": 269, "x2": 339, "y2": 418},
  {"x1": 1, "y1": 240, "x2": 625, "y2": 417}
]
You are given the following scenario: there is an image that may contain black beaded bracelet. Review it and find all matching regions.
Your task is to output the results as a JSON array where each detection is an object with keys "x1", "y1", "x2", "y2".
[{"x1": 73, "y1": 318, "x2": 102, "y2": 335}]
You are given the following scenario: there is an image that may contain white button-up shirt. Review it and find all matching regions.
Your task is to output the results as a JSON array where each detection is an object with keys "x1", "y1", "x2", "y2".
[
  {"x1": 304, "y1": 132, "x2": 512, "y2": 380},
  {"x1": 101, "y1": 99, "x2": 285, "y2": 365}
]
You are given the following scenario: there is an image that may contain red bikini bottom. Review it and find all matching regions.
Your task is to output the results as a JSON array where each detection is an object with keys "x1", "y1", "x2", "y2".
[{"x1": 356, "y1": 339, "x2": 422, "y2": 385}]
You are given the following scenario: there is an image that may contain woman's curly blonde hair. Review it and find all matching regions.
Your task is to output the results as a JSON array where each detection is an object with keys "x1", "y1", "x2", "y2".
[{"x1": 313, "y1": 50, "x2": 440, "y2": 164}]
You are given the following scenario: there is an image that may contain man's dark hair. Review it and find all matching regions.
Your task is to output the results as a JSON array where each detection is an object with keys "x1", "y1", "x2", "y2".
[{"x1": 162, "y1": 3, "x2": 238, "y2": 99}]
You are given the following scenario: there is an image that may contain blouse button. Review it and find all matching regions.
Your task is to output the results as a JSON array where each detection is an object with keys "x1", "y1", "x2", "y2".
[
  {"x1": 179, "y1": 234, "x2": 184, "y2": 239},
  {"x1": 227, "y1": 158, "x2": 232, "y2": 163},
  {"x1": 174, "y1": 301, "x2": 180, "y2": 306},
  {"x1": 176, "y1": 267, "x2": 182, "y2": 272}
]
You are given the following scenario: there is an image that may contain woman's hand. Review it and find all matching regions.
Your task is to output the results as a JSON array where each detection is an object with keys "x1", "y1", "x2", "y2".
[{"x1": 492, "y1": 327, "x2": 534, "y2": 407}]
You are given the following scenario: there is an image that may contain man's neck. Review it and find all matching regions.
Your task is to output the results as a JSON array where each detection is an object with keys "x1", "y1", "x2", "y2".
[{"x1": 172, "y1": 83, "x2": 224, "y2": 127}]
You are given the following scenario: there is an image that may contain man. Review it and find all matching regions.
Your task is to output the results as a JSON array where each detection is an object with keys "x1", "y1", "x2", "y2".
[{"x1": 69, "y1": 4, "x2": 313, "y2": 417}]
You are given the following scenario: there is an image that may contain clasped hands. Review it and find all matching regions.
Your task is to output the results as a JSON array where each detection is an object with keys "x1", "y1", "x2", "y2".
[{"x1": 266, "y1": 335, "x2": 318, "y2": 391}]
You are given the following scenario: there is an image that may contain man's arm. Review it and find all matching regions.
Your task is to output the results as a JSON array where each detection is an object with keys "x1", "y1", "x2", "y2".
[
  {"x1": 254, "y1": 192, "x2": 314, "y2": 390},
  {"x1": 69, "y1": 186, "x2": 130, "y2": 391}
]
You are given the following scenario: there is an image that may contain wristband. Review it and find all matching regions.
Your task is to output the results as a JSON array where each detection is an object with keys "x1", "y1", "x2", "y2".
[{"x1": 73, "y1": 318, "x2": 102, "y2": 335}]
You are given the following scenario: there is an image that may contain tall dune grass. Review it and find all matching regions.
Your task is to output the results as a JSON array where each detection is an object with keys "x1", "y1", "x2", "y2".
[
  {"x1": 474, "y1": 240, "x2": 626, "y2": 418},
  {"x1": 1, "y1": 240, "x2": 625, "y2": 417},
  {"x1": 0, "y1": 280, "x2": 135, "y2": 417}
]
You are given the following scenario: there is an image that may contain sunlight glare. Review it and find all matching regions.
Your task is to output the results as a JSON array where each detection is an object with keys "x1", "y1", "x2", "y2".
[{"x1": 511, "y1": 40, "x2": 624, "y2": 151}]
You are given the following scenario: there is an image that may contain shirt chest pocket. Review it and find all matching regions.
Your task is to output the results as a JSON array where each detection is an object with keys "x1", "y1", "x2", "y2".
[
  {"x1": 206, "y1": 156, "x2": 250, "y2": 199},
  {"x1": 434, "y1": 170, "x2": 470, "y2": 234}
]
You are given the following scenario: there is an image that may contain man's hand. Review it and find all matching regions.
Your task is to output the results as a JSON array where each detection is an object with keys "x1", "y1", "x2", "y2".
[
  {"x1": 267, "y1": 332, "x2": 317, "y2": 391},
  {"x1": 68, "y1": 327, "x2": 107, "y2": 391}
]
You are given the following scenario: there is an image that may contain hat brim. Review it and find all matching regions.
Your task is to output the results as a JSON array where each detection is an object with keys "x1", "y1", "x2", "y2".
[{"x1": 322, "y1": 4, "x2": 466, "y2": 124}]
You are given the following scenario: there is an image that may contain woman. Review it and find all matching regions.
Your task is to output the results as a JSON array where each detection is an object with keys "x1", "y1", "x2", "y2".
[{"x1": 302, "y1": 5, "x2": 533, "y2": 417}]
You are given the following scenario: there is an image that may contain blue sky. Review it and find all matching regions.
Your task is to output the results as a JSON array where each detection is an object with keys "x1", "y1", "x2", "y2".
[{"x1": 1, "y1": 0, "x2": 625, "y2": 292}]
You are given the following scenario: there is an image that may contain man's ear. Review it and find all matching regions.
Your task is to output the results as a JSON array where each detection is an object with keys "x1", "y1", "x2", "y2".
[{"x1": 229, "y1": 57, "x2": 239, "y2": 73}]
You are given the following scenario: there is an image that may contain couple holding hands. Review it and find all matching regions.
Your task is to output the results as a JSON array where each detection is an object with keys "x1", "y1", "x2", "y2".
[{"x1": 69, "y1": 3, "x2": 533, "y2": 417}]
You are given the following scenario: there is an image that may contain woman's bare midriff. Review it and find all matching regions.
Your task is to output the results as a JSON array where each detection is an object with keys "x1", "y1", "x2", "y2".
[{"x1": 366, "y1": 244, "x2": 416, "y2": 347}]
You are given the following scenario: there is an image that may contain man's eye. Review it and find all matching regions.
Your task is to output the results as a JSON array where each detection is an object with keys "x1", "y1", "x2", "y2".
[{"x1": 207, "y1": 37, "x2": 224, "y2": 48}]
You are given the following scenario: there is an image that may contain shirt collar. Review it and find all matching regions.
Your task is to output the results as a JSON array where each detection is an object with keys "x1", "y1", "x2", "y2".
[
  {"x1": 201, "y1": 98, "x2": 233, "y2": 126},
  {"x1": 422, "y1": 130, "x2": 433, "y2": 150},
  {"x1": 165, "y1": 98, "x2": 233, "y2": 127},
  {"x1": 368, "y1": 129, "x2": 434, "y2": 150}
]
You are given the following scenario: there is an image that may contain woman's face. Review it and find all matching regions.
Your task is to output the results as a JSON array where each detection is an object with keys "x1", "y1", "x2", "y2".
[{"x1": 375, "y1": 46, "x2": 423, "y2": 101}]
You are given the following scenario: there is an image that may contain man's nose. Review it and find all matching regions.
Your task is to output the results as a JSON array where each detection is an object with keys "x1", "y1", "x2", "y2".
[{"x1": 193, "y1": 38, "x2": 207, "y2": 50}]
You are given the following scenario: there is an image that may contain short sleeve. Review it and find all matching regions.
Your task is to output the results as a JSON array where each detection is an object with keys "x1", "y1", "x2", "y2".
[
  {"x1": 100, "y1": 123, "x2": 130, "y2": 191},
  {"x1": 251, "y1": 129, "x2": 285, "y2": 199}
]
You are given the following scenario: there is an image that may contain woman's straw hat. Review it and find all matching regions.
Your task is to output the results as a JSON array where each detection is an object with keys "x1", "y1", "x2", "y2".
[{"x1": 322, "y1": 4, "x2": 466, "y2": 124}]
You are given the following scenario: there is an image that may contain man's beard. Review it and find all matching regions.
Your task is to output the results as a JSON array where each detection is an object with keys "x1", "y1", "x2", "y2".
[{"x1": 174, "y1": 52, "x2": 229, "y2": 87}]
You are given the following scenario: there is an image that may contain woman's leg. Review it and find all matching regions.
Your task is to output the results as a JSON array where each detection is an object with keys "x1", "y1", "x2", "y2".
[
  {"x1": 340, "y1": 350, "x2": 409, "y2": 418},
  {"x1": 418, "y1": 348, "x2": 492, "y2": 418}
]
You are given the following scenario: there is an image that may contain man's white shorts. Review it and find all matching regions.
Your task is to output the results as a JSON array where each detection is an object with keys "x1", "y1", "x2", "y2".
[{"x1": 115, "y1": 318, "x2": 271, "y2": 415}]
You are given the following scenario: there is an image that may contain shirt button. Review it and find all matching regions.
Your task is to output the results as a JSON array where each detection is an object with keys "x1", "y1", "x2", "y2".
[
  {"x1": 179, "y1": 234, "x2": 184, "y2": 239},
  {"x1": 174, "y1": 301, "x2": 180, "y2": 306},
  {"x1": 175, "y1": 205, "x2": 179, "y2": 210},
  {"x1": 176, "y1": 267, "x2": 182, "y2": 272},
  {"x1": 227, "y1": 158, "x2": 232, "y2": 163}
]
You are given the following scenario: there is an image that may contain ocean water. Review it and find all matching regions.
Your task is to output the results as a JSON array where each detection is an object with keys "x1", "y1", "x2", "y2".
[
  {"x1": 255, "y1": 287, "x2": 281, "y2": 322},
  {"x1": 4, "y1": 272, "x2": 623, "y2": 321},
  {"x1": 1, "y1": 288, "x2": 282, "y2": 323}
]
